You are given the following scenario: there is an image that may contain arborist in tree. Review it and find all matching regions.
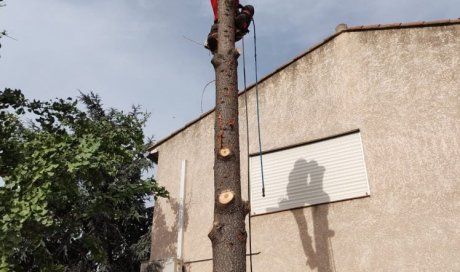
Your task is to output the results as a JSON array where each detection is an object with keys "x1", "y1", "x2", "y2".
[{"x1": 205, "y1": 0, "x2": 255, "y2": 53}]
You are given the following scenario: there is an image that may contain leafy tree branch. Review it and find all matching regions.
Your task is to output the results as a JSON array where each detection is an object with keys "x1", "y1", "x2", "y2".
[{"x1": 0, "y1": 89, "x2": 167, "y2": 271}]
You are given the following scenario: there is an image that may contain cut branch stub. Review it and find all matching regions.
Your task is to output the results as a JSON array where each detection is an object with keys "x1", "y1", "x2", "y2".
[
  {"x1": 208, "y1": 221, "x2": 223, "y2": 242},
  {"x1": 219, "y1": 147, "x2": 232, "y2": 158},
  {"x1": 211, "y1": 54, "x2": 223, "y2": 68},
  {"x1": 234, "y1": 48, "x2": 241, "y2": 58},
  {"x1": 218, "y1": 190, "x2": 235, "y2": 205}
]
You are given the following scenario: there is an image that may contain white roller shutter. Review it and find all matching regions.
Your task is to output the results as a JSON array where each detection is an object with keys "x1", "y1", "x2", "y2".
[{"x1": 250, "y1": 132, "x2": 370, "y2": 216}]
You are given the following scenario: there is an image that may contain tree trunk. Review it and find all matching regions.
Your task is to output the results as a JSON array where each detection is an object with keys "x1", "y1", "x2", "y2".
[{"x1": 208, "y1": 0, "x2": 249, "y2": 271}]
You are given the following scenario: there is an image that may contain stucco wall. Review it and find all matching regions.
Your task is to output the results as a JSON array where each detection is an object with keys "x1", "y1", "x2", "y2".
[{"x1": 150, "y1": 24, "x2": 460, "y2": 271}]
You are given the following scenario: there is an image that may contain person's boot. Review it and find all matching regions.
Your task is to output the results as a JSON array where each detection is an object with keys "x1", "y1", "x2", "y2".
[
  {"x1": 205, "y1": 23, "x2": 218, "y2": 53},
  {"x1": 235, "y1": 5, "x2": 254, "y2": 40}
]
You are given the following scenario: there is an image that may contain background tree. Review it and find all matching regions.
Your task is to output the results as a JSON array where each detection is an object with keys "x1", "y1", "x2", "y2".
[{"x1": 0, "y1": 89, "x2": 168, "y2": 271}]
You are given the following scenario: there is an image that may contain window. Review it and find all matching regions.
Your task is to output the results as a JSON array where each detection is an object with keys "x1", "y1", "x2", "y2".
[{"x1": 249, "y1": 131, "x2": 370, "y2": 215}]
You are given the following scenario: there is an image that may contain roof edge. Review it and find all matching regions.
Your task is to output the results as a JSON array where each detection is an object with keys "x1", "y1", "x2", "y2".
[{"x1": 149, "y1": 18, "x2": 460, "y2": 150}]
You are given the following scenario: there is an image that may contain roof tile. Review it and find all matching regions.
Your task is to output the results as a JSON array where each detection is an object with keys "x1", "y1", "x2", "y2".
[
  {"x1": 401, "y1": 21, "x2": 426, "y2": 27},
  {"x1": 347, "y1": 25, "x2": 364, "y2": 30},
  {"x1": 379, "y1": 23, "x2": 402, "y2": 28},
  {"x1": 364, "y1": 24, "x2": 381, "y2": 29},
  {"x1": 425, "y1": 19, "x2": 452, "y2": 25}
]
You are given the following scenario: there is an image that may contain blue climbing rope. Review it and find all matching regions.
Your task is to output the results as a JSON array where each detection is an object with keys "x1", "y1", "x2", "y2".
[{"x1": 252, "y1": 19, "x2": 266, "y2": 197}]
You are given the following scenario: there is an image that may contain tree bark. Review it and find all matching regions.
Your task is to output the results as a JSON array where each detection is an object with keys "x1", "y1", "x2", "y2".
[{"x1": 208, "y1": 0, "x2": 248, "y2": 271}]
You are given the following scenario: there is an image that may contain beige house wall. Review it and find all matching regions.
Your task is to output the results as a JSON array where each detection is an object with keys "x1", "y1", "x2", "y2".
[{"x1": 150, "y1": 24, "x2": 460, "y2": 271}]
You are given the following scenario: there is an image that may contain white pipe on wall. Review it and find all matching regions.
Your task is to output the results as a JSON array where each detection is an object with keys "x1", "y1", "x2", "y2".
[{"x1": 176, "y1": 160, "x2": 187, "y2": 260}]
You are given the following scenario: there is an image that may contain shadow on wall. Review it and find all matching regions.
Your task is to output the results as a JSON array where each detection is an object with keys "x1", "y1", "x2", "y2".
[
  {"x1": 151, "y1": 198, "x2": 189, "y2": 260},
  {"x1": 280, "y1": 159, "x2": 336, "y2": 272}
]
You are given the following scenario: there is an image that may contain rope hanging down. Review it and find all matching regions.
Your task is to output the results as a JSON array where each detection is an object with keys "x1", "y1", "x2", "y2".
[
  {"x1": 241, "y1": 35, "x2": 254, "y2": 272},
  {"x1": 241, "y1": 21, "x2": 265, "y2": 272},
  {"x1": 201, "y1": 80, "x2": 216, "y2": 113},
  {"x1": 252, "y1": 19, "x2": 266, "y2": 197},
  {"x1": 241, "y1": 19, "x2": 265, "y2": 198},
  {"x1": 239, "y1": 15, "x2": 265, "y2": 272}
]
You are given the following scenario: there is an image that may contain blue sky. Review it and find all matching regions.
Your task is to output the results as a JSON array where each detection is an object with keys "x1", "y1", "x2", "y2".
[{"x1": 1, "y1": 0, "x2": 459, "y2": 141}]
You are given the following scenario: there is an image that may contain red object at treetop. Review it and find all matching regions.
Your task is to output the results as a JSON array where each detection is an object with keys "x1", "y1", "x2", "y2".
[{"x1": 210, "y1": 0, "x2": 240, "y2": 22}]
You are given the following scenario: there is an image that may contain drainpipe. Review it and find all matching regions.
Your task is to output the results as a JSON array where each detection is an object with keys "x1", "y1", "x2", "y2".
[{"x1": 177, "y1": 160, "x2": 187, "y2": 260}]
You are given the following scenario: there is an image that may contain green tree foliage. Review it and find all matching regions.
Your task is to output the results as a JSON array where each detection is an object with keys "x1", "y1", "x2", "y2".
[{"x1": 0, "y1": 89, "x2": 168, "y2": 271}]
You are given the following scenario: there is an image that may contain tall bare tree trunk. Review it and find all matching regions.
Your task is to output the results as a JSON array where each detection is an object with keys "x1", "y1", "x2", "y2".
[{"x1": 207, "y1": 0, "x2": 249, "y2": 271}]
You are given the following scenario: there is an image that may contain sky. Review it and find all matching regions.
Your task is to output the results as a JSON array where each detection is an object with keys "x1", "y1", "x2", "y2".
[{"x1": 1, "y1": 0, "x2": 459, "y2": 142}]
